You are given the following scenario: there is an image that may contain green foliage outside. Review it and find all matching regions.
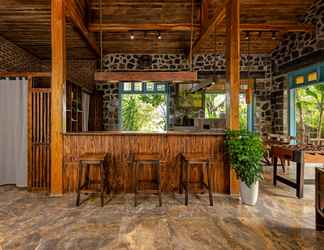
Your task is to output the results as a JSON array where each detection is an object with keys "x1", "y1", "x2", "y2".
[
  {"x1": 205, "y1": 93, "x2": 248, "y2": 129},
  {"x1": 225, "y1": 130, "x2": 264, "y2": 187},
  {"x1": 121, "y1": 94, "x2": 167, "y2": 131},
  {"x1": 296, "y1": 84, "x2": 324, "y2": 141}
]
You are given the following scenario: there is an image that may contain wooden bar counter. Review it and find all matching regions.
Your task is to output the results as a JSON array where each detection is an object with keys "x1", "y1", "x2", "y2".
[{"x1": 63, "y1": 131, "x2": 229, "y2": 194}]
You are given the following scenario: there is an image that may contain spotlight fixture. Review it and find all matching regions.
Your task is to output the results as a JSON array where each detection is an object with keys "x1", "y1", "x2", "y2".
[
  {"x1": 245, "y1": 32, "x2": 250, "y2": 40},
  {"x1": 272, "y1": 31, "x2": 276, "y2": 40},
  {"x1": 157, "y1": 32, "x2": 162, "y2": 40},
  {"x1": 130, "y1": 33, "x2": 135, "y2": 40}
]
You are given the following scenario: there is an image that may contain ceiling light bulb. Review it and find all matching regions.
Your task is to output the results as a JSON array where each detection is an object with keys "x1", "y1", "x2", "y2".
[
  {"x1": 157, "y1": 32, "x2": 162, "y2": 40},
  {"x1": 272, "y1": 31, "x2": 276, "y2": 40},
  {"x1": 245, "y1": 32, "x2": 249, "y2": 40},
  {"x1": 130, "y1": 33, "x2": 135, "y2": 40}
]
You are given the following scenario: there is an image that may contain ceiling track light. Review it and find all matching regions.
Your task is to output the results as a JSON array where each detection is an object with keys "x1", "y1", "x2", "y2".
[
  {"x1": 157, "y1": 32, "x2": 162, "y2": 40},
  {"x1": 245, "y1": 32, "x2": 250, "y2": 40},
  {"x1": 130, "y1": 32, "x2": 135, "y2": 40},
  {"x1": 272, "y1": 31, "x2": 277, "y2": 40}
]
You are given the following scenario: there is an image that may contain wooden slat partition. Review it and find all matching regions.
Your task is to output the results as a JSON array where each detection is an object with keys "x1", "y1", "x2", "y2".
[
  {"x1": 28, "y1": 88, "x2": 51, "y2": 191},
  {"x1": 63, "y1": 134, "x2": 228, "y2": 193}
]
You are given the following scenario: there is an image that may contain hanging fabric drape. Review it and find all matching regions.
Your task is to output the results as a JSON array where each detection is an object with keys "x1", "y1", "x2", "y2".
[
  {"x1": 0, "y1": 77, "x2": 28, "y2": 187},
  {"x1": 82, "y1": 92, "x2": 90, "y2": 131}
]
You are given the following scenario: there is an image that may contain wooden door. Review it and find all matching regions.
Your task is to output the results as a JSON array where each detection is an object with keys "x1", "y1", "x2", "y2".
[{"x1": 28, "y1": 88, "x2": 51, "y2": 191}]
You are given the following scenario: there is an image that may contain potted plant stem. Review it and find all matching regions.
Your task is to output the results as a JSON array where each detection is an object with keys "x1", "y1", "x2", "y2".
[{"x1": 225, "y1": 130, "x2": 264, "y2": 205}]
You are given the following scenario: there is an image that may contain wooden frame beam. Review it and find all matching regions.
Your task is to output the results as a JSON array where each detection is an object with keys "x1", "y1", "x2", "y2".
[
  {"x1": 225, "y1": 0, "x2": 240, "y2": 194},
  {"x1": 192, "y1": 0, "x2": 229, "y2": 54},
  {"x1": 200, "y1": 0, "x2": 210, "y2": 33},
  {"x1": 89, "y1": 23, "x2": 199, "y2": 32},
  {"x1": 95, "y1": 71, "x2": 198, "y2": 81},
  {"x1": 240, "y1": 23, "x2": 314, "y2": 32},
  {"x1": 65, "y1": 0, "x2": 100, "y2": 56},
  {"x1": 0, "y1": 72, "x2": 51, "y2": 78},
  {"x1": 51, "y1": 0, "x2": 66, "y2": 196}
]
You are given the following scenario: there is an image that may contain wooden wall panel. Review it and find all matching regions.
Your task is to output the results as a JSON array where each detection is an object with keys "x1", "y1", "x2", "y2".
[
  {"x1": 28, "y1": 88, "x2": 51, "y2": 192},
  {"x1": 63, "y1": 134, "x2": 227, "y2": 193}
]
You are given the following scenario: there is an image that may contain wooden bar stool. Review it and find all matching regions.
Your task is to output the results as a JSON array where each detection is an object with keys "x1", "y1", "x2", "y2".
[
  {"x1": 130, "y1": 153, "x2": 162, "y2": 207},
  {"x1": 179, "y1": 153, "x2": 214, "y2": 206},
  {"x1": 76, "y1": 153, "x2": 109, "y2": 207}
]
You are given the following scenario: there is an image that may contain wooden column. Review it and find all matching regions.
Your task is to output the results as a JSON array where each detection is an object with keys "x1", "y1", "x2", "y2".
[
  {"x1": 51, "y1": 0, "x2": 66, "y2": 195},
  {"x1": 225, "y1": 0, "x2": 240, "y2": 194}
]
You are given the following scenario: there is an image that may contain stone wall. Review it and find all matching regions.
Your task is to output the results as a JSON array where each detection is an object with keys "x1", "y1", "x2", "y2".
[
  {"x1": 98, "y1": 53, "x2": 272, "y2": 133},
  {"x1": 272, "y1": 0, "x2": 324, "y2": 71},
  {"x1": 270, "y1": 0, "x2": 324, "y2": 135},
  {"x1": 103, "y1": 53, "x2": 271, "y2": 73}
]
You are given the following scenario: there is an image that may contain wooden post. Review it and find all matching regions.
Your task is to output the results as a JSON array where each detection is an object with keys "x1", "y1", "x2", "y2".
[
  {"x1": 225, "y1": 0, "x2": 240, "y2": 194},
  {"x1": 51, "y1": 0, "x2": 66, "y2": 195}
]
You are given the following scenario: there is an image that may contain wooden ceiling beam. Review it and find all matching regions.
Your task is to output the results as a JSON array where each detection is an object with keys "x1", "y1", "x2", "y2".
[
  {"x1": 192, "y1": 0, "x2": 229, "y2": 55},
  {"x1": 0, "y1": 72, "x2": 51, "y2": 78},
  {"x1": 240, "y1": 23, "x2": 315, "y2": 32},
  {"x1": 65, "y1": 0, "x2": 100, "y2": 57},
  {"x1": 95, "y1": 71, "x2": 198, "y2": 81},
  {"x1": 89, "y1": 23, "x2": 199, "y2": 32}
]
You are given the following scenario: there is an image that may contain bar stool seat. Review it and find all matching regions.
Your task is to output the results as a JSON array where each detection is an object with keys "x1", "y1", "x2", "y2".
[
  {"x1": 76, "y1": 153, "x2": 110, "y2": 207},
  {"x1": 130, "y1": 153, "x2": 162, "y2": 207},
  {"x1": 179, "y1": 153, "x2": 214, "y2": 206}
]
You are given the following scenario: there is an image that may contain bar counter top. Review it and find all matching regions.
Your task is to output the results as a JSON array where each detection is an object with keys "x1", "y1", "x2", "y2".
[{"x1": 64, "y1": 130, "x2": 225, "y2": 136}]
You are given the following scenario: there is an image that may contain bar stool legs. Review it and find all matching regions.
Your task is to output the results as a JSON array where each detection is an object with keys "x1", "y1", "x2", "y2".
[
  {"x1": 76, "y1": 153, "x2": 109, "y2": 207},
  {"x1": 132, "y1": 154, "x2": 162, "y2": 207},
  {"x1": 185, "y1": 161, "x2": 190, "y2": 206},
  {"x1": 206, "y1": 163, "x2": 213, "y2": 206},
  {"x1": 179, "y1": 154, "x2": 214, "y2": 206},
  {"x1": 157, "y1": 162, "x2": 162, "y2": 207}
]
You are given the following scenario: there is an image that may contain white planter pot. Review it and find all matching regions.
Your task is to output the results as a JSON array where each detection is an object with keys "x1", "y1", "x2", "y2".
[{"x1": 239, "y1": 180, "x2": 259, "y2": 206}]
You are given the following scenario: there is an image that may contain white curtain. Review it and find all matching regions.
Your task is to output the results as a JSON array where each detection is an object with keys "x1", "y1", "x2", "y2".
[
  {"x1": 0, "y1": 77, "x2": 28, "y2": 187},
  {"x1": 82, "y1": 92, "x2": 90, "y2": 132}
]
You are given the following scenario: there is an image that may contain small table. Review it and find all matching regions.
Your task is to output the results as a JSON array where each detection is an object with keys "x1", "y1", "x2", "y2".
[
  {"x1": 76, "y1": 153, "x2": 109, "y2": 207},
  {"x1": 272, "y1": 145, "x2": 324, "y2": 198}
]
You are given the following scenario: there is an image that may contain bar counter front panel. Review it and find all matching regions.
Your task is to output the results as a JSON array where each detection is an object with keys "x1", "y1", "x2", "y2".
[{"x1": 63, "y1": 131, "x2": 229, "y2": 194}]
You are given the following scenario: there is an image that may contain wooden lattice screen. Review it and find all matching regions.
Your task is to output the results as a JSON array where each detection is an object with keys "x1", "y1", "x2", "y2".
[{"x1": 28, "y1": 88, "x2": 51, "y2": 191}]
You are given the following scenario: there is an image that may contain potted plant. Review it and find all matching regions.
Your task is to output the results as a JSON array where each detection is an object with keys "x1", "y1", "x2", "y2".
[{"x1": 225, "y1": 130, "x2": 264, "y2": 205}]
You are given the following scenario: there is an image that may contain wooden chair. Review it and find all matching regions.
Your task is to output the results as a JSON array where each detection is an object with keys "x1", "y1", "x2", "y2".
[
  {"x1": 179, "y1": 153, "x2": 213, "y2": 206},
  {"x1": 76, "y1": 153, "x2": 110, "y2": 207},
  {"x1": 130, "y1": 153, "x2": 162, "y2": 207}
]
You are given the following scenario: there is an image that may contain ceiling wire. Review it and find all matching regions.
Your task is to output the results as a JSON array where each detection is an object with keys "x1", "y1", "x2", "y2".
[
  {"x1": 247, "y1": 32, "x2": 251, "y2": 79},
  {"x1": 189, "y1": 0, "x2": 194, "y2": 72},
  {"x1": 100, "y1": 0, "x2": 103, "y2": 72}
]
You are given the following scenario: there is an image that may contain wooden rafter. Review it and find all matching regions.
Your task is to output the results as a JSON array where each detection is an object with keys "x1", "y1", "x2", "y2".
[
  {"x1": 192, "y1": 0, "x2": 229, "y2": 55},
  {"x1": 65, "y1": 0, "x2": 100, "y2": 56},
  {"x1": 89, "y1": 23, "x2": 199, "y2": 32},
  {"x1": 240, "y1": 23, "x2": 314, "y2": 32},
  {"x1": 200, "y1": 0, "x2": 209, "y2": 33}
]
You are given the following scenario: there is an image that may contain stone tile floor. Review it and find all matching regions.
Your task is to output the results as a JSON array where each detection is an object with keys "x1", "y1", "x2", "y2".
[{"x1": 0, "y1": 166, "x2": 324, "y2": 250}]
